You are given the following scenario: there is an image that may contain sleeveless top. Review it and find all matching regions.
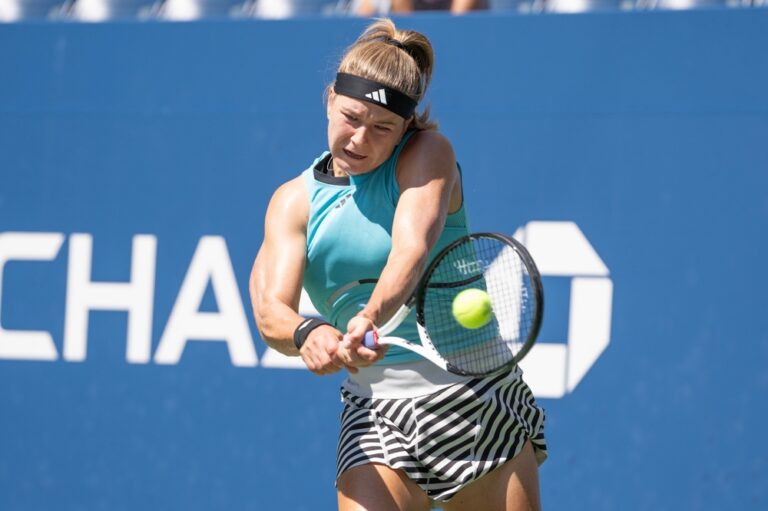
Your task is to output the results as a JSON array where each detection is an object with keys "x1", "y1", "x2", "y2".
[{"x1": 301, "y1": 131, "x2": 470, "y2": 365}]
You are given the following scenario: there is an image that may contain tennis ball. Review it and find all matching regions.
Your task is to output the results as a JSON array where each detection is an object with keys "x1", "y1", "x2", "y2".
[{"x1": 452, "y1": 289, "x2": 493, "y2": 329}]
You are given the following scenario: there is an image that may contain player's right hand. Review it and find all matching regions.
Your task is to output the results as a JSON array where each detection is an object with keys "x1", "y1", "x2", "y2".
[{"x1": 337, "y1": 315, "x2": 388, "y2": 368}]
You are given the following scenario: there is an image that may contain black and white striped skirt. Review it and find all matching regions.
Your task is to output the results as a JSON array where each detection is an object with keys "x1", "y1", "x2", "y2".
[{"x1": 336, "y1": 369, "x2": 547, "y2": 502}]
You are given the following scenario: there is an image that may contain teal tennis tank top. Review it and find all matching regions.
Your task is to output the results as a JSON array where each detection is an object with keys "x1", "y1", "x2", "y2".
[{"x1": 301, "y1": 131, "x2": 470, "y2": 365}]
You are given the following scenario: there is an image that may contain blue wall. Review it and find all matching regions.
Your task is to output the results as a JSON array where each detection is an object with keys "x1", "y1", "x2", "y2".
[{"x1": 1, "y1": 10, "x2": 767, "y2": 510}]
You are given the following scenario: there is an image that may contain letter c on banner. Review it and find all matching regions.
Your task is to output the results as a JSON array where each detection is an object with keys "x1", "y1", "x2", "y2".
[{"x1": 0, "y1": 232, "x2": 64, "y2": 361}]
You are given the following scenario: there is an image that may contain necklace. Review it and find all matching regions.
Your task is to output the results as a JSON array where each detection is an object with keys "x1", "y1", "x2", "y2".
[{"x1": 327, "y1": 156, "x2": 349, "y2": 177}]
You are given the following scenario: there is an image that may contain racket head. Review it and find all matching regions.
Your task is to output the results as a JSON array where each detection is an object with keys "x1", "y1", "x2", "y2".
[{"x1": 415, "y1": 232, "x2": 543, "y2": 376}]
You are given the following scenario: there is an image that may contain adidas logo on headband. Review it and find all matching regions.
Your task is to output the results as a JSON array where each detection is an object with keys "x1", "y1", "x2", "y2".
[{"x1": 365, "y1": 89, "x2": 388, "y2": 105}]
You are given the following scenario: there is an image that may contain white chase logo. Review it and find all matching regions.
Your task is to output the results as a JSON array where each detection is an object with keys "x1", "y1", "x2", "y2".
[{"x1": 513, "y1": 222, "x2": 613, "y2": 399}]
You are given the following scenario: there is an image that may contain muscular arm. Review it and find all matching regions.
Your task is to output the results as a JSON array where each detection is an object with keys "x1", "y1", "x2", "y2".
[
  {"x1": 249, "y1": 177, "x2": 309, "y2": 356},
  {"x1": 357, "y1": 131, "x2": 459, "y2": 327},
  {"x1": 250, "y1": 176, "x2": 374, "y2": 374}
]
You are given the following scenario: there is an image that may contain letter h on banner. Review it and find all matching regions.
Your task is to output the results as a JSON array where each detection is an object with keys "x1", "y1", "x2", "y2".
[{"x1": 64, "y1": 233, "x2": 157, "y2": 363}]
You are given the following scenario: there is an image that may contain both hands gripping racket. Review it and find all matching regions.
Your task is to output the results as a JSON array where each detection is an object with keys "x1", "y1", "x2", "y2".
[{"x1": 363, "y1": 232, "x2": 543, "y2": 376}]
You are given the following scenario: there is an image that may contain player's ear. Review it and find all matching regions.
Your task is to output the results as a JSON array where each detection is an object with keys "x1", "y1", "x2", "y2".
[
  {"x1": 326, "y1": 90, "x2": 336, "y2": 120},
  {"x1": 401, "y1": 115, "x2": 413, "y2": 137}
]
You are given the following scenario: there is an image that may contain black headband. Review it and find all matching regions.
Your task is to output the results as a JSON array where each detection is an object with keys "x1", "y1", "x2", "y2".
[{"x1": 334, "y1": 72, "x2": 417, "y2": 120}]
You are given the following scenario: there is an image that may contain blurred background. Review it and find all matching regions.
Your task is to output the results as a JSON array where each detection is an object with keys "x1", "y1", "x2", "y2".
[
  {"x1": 1, "y1": 2, "x2": 767, "y2": 510},
  {"x1": 0, "y1": 0, "x2": 766, "y2": 22}
]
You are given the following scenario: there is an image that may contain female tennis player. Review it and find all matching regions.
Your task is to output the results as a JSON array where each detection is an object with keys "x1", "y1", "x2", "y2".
[{"x1": 249, "y1": 19, "x2": 546, "y2": 511}]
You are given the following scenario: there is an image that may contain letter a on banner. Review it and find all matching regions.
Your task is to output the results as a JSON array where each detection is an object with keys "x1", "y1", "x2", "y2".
[{"x1": 155, "y1": 236, "x2": 257, "y2": 367}]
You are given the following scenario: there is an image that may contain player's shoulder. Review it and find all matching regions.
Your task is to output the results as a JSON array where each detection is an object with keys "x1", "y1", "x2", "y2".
[
  {"x1": 270, "y1": 174, "x2": 308, "y2": 202},
  {"x1": 266, "y1": 175, "x2": 309, "y2": 225},
  {"x1": 405, "y1": 129, "x2": 453, "y2": 154},
  {"x1": 399, "y1": 129, "x2": 456, "y2": 174}
]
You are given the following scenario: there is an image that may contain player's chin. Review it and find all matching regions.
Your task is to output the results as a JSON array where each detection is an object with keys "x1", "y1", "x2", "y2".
[
  {"x1": 337, "y1": 153, "x2": 382, "y2": 175},
  {"x1": 338, "y1": 160, "x2": 372, "y2": 175}
]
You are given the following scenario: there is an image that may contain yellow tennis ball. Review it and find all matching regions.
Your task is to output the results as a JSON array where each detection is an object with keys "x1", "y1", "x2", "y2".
[{"x1": 452, "y1": 289, "x2": 493, "y2": 329}]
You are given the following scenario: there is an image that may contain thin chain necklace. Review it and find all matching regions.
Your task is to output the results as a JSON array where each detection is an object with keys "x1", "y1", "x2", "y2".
[{"x1": 327, "y1": 156, "x2": 349, "y2": 177}]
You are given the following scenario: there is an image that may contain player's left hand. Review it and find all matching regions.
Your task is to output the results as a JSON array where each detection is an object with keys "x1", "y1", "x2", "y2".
[{"x1": 335, "y1": 315, "x2": 388, "y2": 370}]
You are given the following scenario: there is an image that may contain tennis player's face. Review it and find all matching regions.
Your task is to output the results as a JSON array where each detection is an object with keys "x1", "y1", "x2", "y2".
[{"x1": 327, "y1": 93, "x2": 408, "y2": 176}]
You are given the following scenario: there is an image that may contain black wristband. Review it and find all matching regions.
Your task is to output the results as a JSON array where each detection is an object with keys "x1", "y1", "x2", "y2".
[{"x1": 293, "y1": 318, "x2": 332, "y2": 351}]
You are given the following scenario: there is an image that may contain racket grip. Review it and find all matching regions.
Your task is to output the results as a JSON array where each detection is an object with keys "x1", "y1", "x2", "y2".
[{"x1": 363, "y1": 330, "x2": 378, "y2": 349}]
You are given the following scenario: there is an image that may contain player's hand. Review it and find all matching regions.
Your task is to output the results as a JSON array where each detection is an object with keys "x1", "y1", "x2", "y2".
[
  {"x1": 336, "y1": 315, "x2": 388, "y2": 370},
  {"x1": 299, "y1": 325, "x2": 351, "y2": 375}
]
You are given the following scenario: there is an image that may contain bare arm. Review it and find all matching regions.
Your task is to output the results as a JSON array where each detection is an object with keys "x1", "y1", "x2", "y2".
[
  {"x1": 249, "y1": 177, "x2": 309, "y2": 355},
  {"x1": 250, "y1": 177, "x2": 362, "y2": 374},
  {"x1": 349, "y1": 131, "x2": 459, "y2": 337}
]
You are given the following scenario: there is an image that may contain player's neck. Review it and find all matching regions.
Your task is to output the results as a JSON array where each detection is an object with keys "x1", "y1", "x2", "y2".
[{"x1": 327, "y1": 156, "x2": 349, "y2": 178}]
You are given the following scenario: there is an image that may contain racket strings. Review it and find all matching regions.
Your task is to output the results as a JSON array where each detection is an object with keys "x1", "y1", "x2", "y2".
[{"x1": 420, "y1": 236, "x2": 536, "y2": 375}]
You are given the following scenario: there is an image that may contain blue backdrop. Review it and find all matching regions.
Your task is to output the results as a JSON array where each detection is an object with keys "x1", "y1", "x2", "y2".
[{"x1": 1, "y1": 9, "x2": 767, "y2": 510}]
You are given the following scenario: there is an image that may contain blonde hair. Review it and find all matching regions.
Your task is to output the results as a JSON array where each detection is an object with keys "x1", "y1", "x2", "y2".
[{"x1": 335, "y1": 18, "x2": 437, "y2": 131}]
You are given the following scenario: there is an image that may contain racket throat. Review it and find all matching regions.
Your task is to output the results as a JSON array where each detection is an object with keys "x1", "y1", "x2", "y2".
[{"x1": 443, "y1": 362, "x2": 468, "y2": 376}]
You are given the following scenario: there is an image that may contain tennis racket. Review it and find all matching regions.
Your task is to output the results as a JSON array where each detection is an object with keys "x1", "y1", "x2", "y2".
[{"x1": 363, "y1": 232, "x2": 543, "y2": 376}]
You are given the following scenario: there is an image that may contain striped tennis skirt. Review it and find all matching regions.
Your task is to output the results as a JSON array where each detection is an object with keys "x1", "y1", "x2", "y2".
[{"x1": 336, "y1": 369, "x2": 547, "y2": 502}]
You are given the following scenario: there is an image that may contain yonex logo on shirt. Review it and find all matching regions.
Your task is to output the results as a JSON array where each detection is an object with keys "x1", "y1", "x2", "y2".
[{"x1": 365, "y1": 89, "x2": 388, "y2": 105}]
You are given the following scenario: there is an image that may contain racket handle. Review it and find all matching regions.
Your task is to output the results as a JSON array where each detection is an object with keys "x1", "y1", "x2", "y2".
[{"x1": 363, "y1": 330, "x2": 379, "y2": 349}]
